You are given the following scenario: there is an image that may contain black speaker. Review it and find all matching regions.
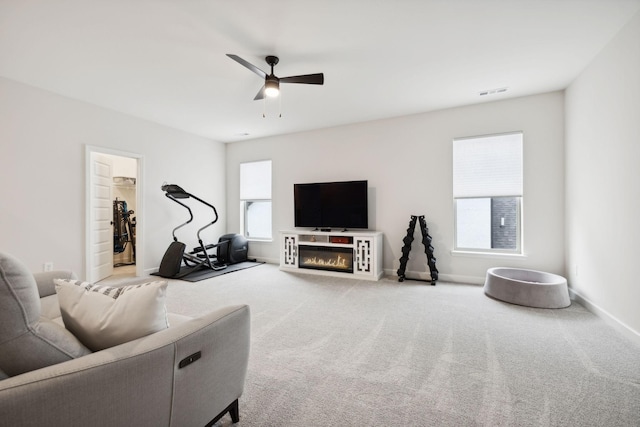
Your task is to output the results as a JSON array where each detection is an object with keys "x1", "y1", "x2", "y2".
[{"x1": 217, "y1": 234, "x2": 248, "y2": 264}]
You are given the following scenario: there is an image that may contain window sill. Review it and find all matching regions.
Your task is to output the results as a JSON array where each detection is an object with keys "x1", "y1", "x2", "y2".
[
  {"x1": 246, "y1": 238, "x2": 273, "y2": 243},
  {"x1": 451, "y1": 250, "x2": 527, "y2": 259}
]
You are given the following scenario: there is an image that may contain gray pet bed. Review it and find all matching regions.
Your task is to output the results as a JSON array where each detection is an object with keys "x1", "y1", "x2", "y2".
[{"x1": 484, "y1": 267, "x2": 570, "y2": 309}]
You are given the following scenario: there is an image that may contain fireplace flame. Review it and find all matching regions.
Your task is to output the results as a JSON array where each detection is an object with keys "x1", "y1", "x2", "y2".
[{"x1": 302, "y1": 255, "x2": 349, "y2": 270}]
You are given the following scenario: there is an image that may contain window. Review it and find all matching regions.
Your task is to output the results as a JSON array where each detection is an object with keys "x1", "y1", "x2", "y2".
[
  {"x1": 240, "y1": 160, "x2": 272, "y2": 240},
  {"x1": 453, "y1": 132, "x2": 523, "y2": 253}
]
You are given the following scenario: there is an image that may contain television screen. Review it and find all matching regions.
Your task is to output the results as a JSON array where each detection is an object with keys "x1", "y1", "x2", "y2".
[{"x1": 294, "y1": 180, "x2": 368, "y2": 229}]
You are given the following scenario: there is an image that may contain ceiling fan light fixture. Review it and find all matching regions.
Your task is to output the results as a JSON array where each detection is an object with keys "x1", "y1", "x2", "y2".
[
  {"x1": 265, "y1": 79, "x2": 280, "y2": 97},
  {"x1": 226, "y1": 54, "x2": 323, "y2": 101}
]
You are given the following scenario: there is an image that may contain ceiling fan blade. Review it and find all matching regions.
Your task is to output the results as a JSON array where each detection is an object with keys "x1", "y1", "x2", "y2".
[
  {"x1": 280, "y1": 73, "x2": 324, "y2": 85},
  {"x1": 254, "y1": 85, "x2": 265, "y2": 101},
  {"x1": 226, "y1": 54, "x2": 267, "y2": 79}
]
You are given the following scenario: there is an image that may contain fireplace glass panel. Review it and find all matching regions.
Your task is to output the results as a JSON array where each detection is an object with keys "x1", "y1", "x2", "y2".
[{"x1": 298, "y1": 246, "x2": 354, "y2": 273}]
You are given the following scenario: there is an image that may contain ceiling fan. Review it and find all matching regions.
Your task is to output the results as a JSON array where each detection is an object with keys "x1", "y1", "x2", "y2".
[{"x1": 226, "y1": 54, "x2": 324, "y2": 100}]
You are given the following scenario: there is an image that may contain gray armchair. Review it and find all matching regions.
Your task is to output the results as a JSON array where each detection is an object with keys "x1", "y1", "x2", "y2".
[{"x1": 0, "y1": 253, "x2": 250, "y2": 427}]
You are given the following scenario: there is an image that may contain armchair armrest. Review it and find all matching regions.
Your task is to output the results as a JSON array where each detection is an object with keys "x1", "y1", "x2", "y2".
[
  {"x1": 32, "y1": 270, "x2": 76, "y2": 298},
  {"x1": 0, "y1": 304, "x2": 251, "y2": 427}
]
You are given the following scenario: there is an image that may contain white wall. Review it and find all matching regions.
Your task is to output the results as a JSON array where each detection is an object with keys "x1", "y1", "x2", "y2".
[
  {"x1": 226, "y1": 91, "x2": 565, "y2": 283},
  {"x1": 0, "y1": 77, "x2": 226, "y2": 278},
  {"x1": 565, "y1": 10, "x2": 640, "y2": 337}
]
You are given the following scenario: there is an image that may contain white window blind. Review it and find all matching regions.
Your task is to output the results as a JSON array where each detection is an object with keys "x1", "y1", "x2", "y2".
[
  {"x1": 453, "y1": 133, "x2": 523, "y2": 198},
  {"x1": 240, "y1": 160, "x2": 272, "y2": 200}
]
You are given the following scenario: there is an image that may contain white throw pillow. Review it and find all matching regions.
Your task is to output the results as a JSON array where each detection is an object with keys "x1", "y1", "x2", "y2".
[{"x1": 54, "y1": 279, "x2": 169, "y2": 351}]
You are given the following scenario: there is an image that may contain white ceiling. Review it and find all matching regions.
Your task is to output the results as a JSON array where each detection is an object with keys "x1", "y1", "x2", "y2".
[{"x1": 1, "y1": 0, "x2": 639, "y2": 143}]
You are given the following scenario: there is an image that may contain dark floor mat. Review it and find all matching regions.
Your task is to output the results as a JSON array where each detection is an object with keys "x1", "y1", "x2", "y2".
[{"x1": 153, "y1": 261, "x2": 264, "y2": 282}]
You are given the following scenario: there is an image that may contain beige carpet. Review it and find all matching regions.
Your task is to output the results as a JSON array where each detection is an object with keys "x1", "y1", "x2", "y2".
[{"x1": 109, "y1": 264, "x2": 640, "y2": 426}]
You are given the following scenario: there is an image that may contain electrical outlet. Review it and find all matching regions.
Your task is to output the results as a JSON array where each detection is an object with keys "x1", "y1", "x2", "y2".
[{"x1": 44, "y1": 262, "x2": 54, "y2": 272}]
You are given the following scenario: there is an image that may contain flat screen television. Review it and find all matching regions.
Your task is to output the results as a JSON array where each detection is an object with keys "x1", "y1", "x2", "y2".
[{"x1": 294, "y1": 180, "x2": 368, "y2": 230}]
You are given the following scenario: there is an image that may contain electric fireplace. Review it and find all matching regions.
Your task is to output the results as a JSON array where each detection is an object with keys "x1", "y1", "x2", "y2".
[{"x1": 298, "y1": 245, "x2": 354, "y2": 273}]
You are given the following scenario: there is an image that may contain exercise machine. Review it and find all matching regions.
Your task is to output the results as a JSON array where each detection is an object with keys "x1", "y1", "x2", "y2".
[
  {"x1": 158, "y1": 184, "x2": 247, "y2": 279},
  {"x1": 113, "y1": 198, "x2": 136, "y2": 266}
]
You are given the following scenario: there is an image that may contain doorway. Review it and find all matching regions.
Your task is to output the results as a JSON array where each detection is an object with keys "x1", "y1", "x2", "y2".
[{"x1": 86, "y1": 146, "x2": 144, "y2": 283}]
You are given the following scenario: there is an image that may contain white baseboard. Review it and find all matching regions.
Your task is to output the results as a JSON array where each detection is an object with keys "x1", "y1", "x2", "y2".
[
  {"x1": 383, "y1": 268, "x2": 484, "y2": 285},
  {"x1": 253, "y1": 256, "x2": 279, "y2": 265},
  {"x1": 144, "y1": 267, "x2": 158, "y2": 276},
  {"x1": 438, "y1": 273, "x2": 484, "y2": 285},
  {"x1": 569, "y1": 288, "x2": 640, "y2": 348}
]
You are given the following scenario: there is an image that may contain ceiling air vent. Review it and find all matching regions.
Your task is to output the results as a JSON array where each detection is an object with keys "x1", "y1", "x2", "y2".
[{"x1": 479, "y1": 87, "x2": 508, "y2": 96}]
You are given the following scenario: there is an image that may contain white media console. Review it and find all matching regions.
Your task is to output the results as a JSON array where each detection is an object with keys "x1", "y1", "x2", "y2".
[{"x1": 279, "y1": 230, "x2": 383, "y2": 280}]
